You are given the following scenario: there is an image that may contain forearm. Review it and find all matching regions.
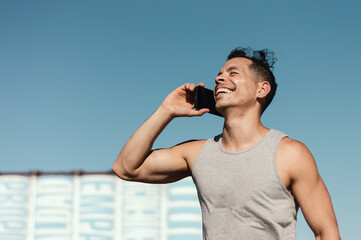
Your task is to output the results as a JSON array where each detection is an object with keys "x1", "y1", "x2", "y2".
[
  {"x1": 113, "y1": 83, "x2": 208, "y2": 179},
  {"x1": 113, "y1": 105, "x2": 173, "y2": 177}
]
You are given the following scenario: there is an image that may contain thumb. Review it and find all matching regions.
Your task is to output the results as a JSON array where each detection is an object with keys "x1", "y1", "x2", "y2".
[{"x1": 188, "y1": 108, "x2": 210, "y2": 117}]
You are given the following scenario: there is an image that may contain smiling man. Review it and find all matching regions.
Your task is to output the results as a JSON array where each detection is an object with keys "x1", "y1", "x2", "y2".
[{"x1": 112, "y1": 47, "x2": 341, "y2": 239}]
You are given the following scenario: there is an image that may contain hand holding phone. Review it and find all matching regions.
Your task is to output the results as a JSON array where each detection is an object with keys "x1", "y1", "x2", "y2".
[{"x1": 194, "y1": 86, "x2": 222, "y2": 117}]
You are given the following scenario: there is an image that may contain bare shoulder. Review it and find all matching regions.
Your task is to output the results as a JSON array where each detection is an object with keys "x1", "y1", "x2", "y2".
[
  {"x1": 279, "y1": 137, "x2": 311, "y2": 156},
  {"x1": 278, "y1": 137, "x2": 319, "y2": 180},
  {"x1": 171, "y1": 139, "x2": 208, "y2": 170},
  {"x1": 171, "y1": 139, "x2": 208, "y2": 157}
]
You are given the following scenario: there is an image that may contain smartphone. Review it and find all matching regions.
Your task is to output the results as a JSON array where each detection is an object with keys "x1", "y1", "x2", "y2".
[{"x1": 194, "y1": 86, "x2": 222, "y2": 117}]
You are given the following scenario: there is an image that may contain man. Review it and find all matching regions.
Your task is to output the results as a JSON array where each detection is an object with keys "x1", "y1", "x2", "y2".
[{"x1": 112, "y1": 47, "x2": 341, "y2": 239}]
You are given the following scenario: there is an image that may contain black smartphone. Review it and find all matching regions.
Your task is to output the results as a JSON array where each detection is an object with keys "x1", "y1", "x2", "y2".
[{"x1": 194, "y1": 86, "x2": 222, "y2": 117}]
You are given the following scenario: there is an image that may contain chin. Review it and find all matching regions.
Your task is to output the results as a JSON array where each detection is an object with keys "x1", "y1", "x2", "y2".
[{"x1": 215, "y1": 103, "x2": 226, "y2": 113}]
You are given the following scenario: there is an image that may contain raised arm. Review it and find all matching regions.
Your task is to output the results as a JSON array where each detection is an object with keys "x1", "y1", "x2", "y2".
[
  {"x1": 112, "y1": 83, "x2": 209, "y2": 183},
  {"x1": 279, "y1": 138, "x2": 341, "y2": 239}
]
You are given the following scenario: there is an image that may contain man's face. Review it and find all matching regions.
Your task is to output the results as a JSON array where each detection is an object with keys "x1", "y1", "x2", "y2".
[{"x1": 214, "y1": 57, "x2": 259, "y2": 113}]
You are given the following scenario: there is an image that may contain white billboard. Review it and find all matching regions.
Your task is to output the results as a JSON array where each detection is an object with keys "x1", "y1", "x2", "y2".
[{"x1": 0, "y1": 173, "x2": 202, "y2": 240}]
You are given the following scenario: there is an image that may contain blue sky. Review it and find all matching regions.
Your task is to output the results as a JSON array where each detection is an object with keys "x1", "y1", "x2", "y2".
[{"x1": 1, "y1": 0, "x2": 360, "y2": 238}]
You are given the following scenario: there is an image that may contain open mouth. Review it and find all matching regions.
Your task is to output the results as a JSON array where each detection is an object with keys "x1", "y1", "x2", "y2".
[{"x1": 215, "y1": 88, "x2": 234, "y2": 96}]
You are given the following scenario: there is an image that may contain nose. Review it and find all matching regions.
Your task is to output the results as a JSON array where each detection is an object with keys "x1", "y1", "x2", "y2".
[{"x1": 215, "y1": 74, "x2": 225, "y2": 84}]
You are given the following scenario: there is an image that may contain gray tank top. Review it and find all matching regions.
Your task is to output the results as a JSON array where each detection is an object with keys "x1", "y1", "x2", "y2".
[{"x1": 192, "y1": 129, "x2": 298, "y2": 240}]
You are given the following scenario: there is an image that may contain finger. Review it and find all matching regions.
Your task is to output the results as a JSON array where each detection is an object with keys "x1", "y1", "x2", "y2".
[
  {"x1": 198, "y1": 108, "x2": 210, "y2": 115},
  {"x1": 183, "y1": 83, "x2": 196, "y2": 92},
  {"x1": 181, "y1": 83, "x2": 189, "y2": 90},
  {"x1": 188, "y1": 108, "x2": 209, "y2": 117},
  {"x1": 197, "y1": 82, "x2": 205, "y2": 87},
  {"x1": 189, "y1": 83, "x2": 196, "y2": 91}
]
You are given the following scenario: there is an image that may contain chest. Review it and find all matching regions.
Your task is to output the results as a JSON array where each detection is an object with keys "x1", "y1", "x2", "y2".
[{"x1": 192, "y1": 151, "x2": 285, "y2": 207}]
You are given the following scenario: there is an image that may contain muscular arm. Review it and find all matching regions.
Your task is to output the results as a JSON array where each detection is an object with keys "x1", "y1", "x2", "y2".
[
  {"x1": 112, "y1": 83, "x2": 208, "y2": 183},
  {"x1": 279, "y1": 138, "x2": 341, "y2": 239}
]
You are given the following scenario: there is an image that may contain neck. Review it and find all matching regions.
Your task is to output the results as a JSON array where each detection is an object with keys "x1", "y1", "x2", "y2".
[{"x1": 221, "y1": 109, "x2": 269, "y2": 152}]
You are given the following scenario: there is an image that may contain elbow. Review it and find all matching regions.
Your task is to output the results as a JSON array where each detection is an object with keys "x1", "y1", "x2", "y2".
[
  {"x1": 112, "y1": 163, "x2": 122, "y2": 178},
  {"x1": 112, "y1": 160, "x2": 140, "y2": 181},
  {"x1": 314, "y1": 226, "x2": 341, "y2": 240}
]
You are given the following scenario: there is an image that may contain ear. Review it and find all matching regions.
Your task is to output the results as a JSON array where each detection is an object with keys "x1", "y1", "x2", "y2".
[{"x1": 256, "y1": 81, "x2": 271, "y2": 99}]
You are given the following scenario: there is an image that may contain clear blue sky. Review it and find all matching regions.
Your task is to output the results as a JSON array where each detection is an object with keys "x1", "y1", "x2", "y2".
[{"x1": 1, "y1": 0, "x2": 360, "y2": 239}]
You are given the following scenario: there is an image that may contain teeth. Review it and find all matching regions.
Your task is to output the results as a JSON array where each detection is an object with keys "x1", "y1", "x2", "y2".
[{"x1": 216, "y1": 88, "x2": 233, "y2": 95}]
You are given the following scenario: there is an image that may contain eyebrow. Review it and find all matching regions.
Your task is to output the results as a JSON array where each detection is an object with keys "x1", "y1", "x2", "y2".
[{"x1": 218, "y1": 66, "x2": 240, "y2": 76}]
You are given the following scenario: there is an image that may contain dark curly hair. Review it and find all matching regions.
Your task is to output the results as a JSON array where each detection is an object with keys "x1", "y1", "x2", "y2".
[{"x1": 227, "y1": 47, "x2": 277, "y2": 114}]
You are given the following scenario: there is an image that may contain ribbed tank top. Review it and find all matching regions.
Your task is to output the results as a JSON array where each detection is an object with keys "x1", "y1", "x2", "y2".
[{"x1": 192, "y1": 129, "x2": 298, "y2": 240}]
